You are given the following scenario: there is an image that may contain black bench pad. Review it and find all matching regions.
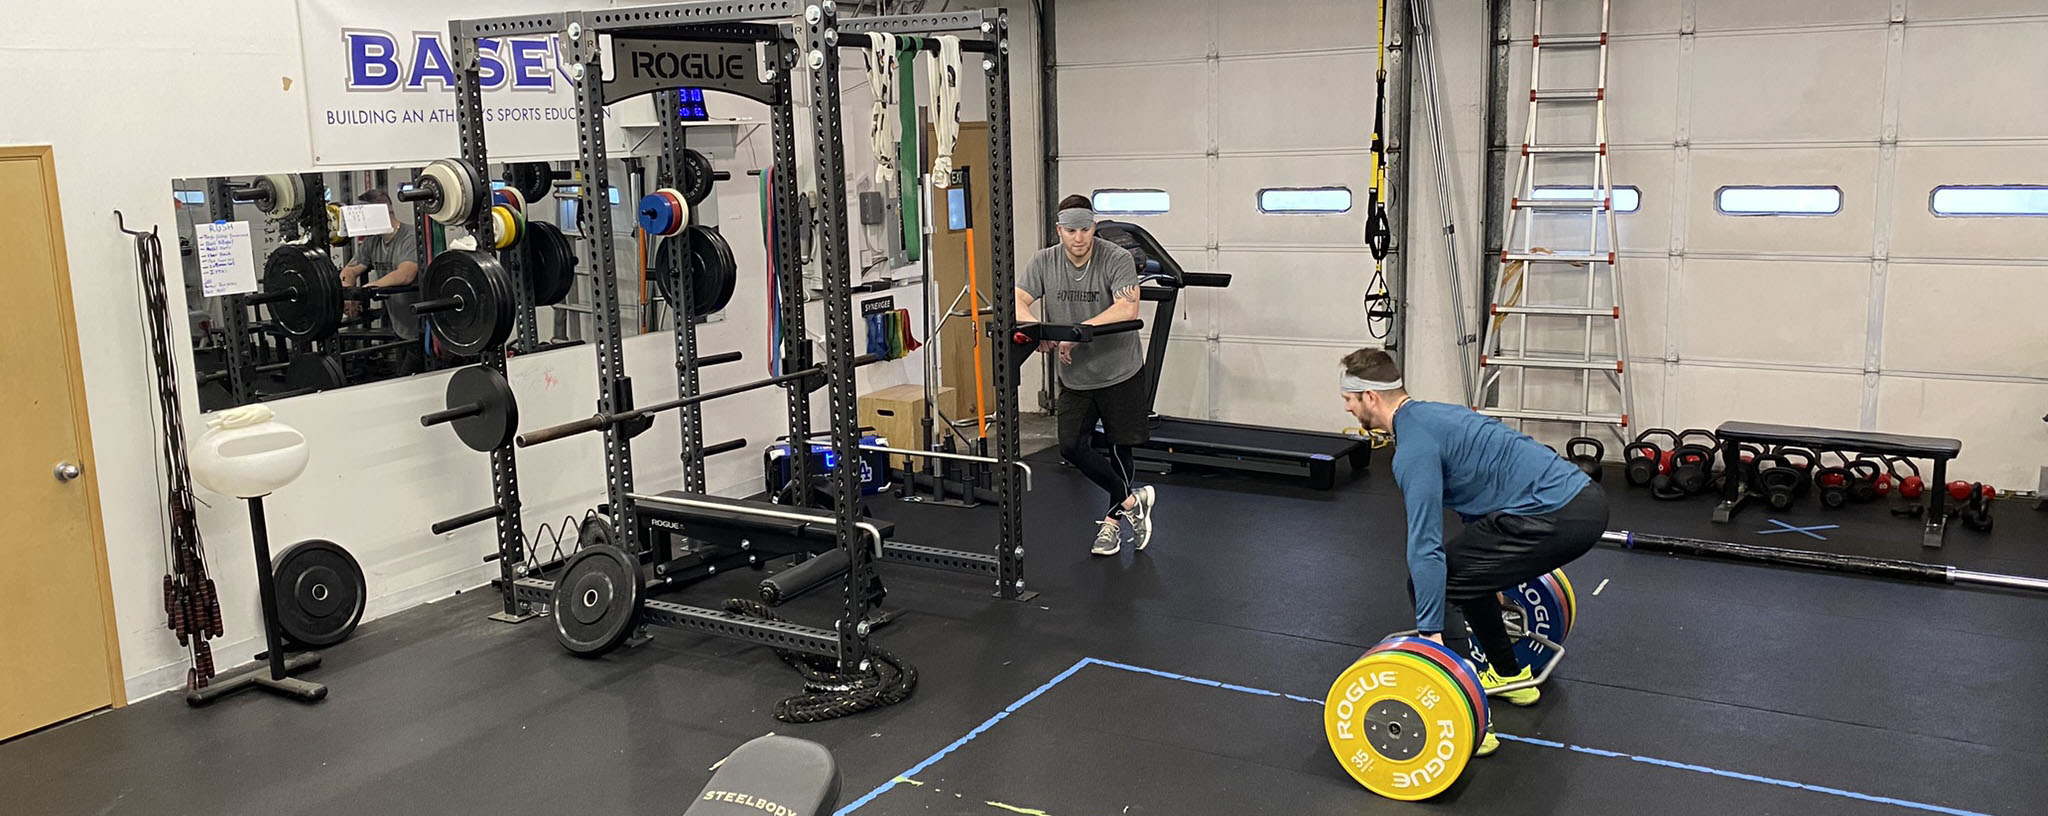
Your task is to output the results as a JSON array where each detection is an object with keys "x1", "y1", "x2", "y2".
[
  {"x1": 684, "y1": 735, "x2": 840, "y2": 816},
  {"x1": 1715, "y1": 421, "x2": 1960, "y2": 459}
]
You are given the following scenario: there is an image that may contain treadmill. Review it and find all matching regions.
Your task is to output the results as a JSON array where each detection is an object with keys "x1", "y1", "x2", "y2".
[{"x1": 1086, "y1": 220, "x2": 1371, "y2": 489}]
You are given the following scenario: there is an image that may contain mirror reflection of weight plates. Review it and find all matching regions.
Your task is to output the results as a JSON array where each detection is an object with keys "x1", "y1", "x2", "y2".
[{"x1": 272, "y1": 539, "x2": 367, "y2": 648}]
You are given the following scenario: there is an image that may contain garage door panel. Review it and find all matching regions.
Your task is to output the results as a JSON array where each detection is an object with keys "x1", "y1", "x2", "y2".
[
  {"x1": 1509, "y1": 0, "x2": 1683, "y2": 39},
  {"x1": 1883, "y1": 262, "x2": 2048, "y2": 378},
  {"x1": 1904, "y1": 0, "x2": 2048, "y2": 22},
  {"x1": 1061, "y1": 157, "x2": 1209, "y2": 240},
  {"x1": 1695, "y1": 0, "x2": 1894, "y2": 32},
  {"x1": 1151, "y1": 335, "x2": 1213, "y2": 421},
  {"x1": 1215, "y1": 155, "x2": 1370, "y2": 245},
  {"x1": 1672, "y1": 366, "x2": 1865, "y2": 429},
  {"x1": 1898, "y1": 21, "x2": 2048, "y2": 140},
  {"x1": 1678, "y1": 259, "x2": 1870, "y2": 367},
  {"x1": 1219, "y1": 0, "x2": 1380, "y2": 56},
  {"x1": 1689, "y1": 29, "x2": 1887, "y2": 144},
  {"x1": 1056, "y1": 0, "x2": 1210, "y2": 66},
  {"x1": 1876, "y1": 377, "x2": 2048, "y2": 487},
  {"x1": 1508, "y1": 39, "x2": 1680, "y2": 148},
  {"x1": 1057, "y1": 65, "x2": 1208, "y2": 157},
  {"x1": 1215, "y1": 342, "x2": 1367, "y2": 432},
  {"x1": 1889, "y1": 146, "x2": 2048, "y2": 260},
  {"x1": 1219, "y1": 53, "x2": 1375, "y2": 153},
  {"x1": 1686, "y1": 147, "x2": 1878, "y2": 256},
  {"x1": 1522, "y1": 147, "x2": 1673, "y2": 254},
  {"x1": 1214, "y1": 250, "x2": 1378, "y2": 343}
]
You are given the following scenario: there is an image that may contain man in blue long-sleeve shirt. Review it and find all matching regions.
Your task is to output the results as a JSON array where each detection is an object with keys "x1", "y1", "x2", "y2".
[{"x1": 1340, "y1": 348, "x2": 1608, "y2": 756}]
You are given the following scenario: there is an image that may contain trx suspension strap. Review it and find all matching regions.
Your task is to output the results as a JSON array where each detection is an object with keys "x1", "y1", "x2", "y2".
[{"x1": 1363, "y1": 0, "x2": 1396, "y2": 338}]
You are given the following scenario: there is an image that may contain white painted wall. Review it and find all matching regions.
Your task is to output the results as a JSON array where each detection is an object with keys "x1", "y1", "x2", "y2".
[
  {"x1": 1055, "y1": 0, "x2": 2047, "y2": 487},
  {"x1": 1, "y1": 0, "x2": 1040, "y2": 702}
]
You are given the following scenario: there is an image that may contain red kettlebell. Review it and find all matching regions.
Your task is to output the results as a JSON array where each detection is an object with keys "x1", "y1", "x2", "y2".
[
  {"x1": 1873, "y1": 472, "x2": 1893, "y2": 497},
  {"x1": 1900, "y1": 475, "x2": 1924, "y2": 499},
  {"x1": 1948, "y1": 481, "x2": 1973, "y2": 501},
  {"x1": 1981, "y1": 484, "x2": 1997, "y2": 500},
  {"x1": 1659, "y1": 450, "x2": 1674, "y2": 474}
]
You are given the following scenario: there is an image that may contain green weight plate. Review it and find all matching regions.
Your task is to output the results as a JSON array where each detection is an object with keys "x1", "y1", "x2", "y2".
[
  {"x1": 551, "y1": 543, "x2": 641, "y2": 657},
  {"x1": 273, "y1": 539, "x2": 366, "y2": 648},
  {"x1": 263, "y1": 245, "x2": 343, "y2": 341}
]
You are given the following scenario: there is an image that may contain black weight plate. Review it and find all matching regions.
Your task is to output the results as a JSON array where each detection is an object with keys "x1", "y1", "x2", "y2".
[
  {"x1": 523, "y1": 221, "x2": 578, "y2": 307},
  {"x1": 654, "y1": 237, "x2": 689, "y2": 311},
  {"x1": 264, "y1": 246, "x2": 343, "y2": 341},
  {"x1": 447, "y1": 365, "x2": 518, "y2": 451},
  {"x1": 579, "y1": 514, "x2": 617, "y2": 550},
  {"x1": 680, "y1": 148, "x2": 715, "y2": 206},
  {"x1": 285, "y1": 354, "x2": 346, "y2": 392},
  {"x1": 424, "y1": 250, "x2": 514, "y2": 356},
  {"x1": 686, "y1": 225, "x2": 737, "y2": 317},
  {"x1": 505, "y1": 161, "x2": 555, "y2": 204},
  {"x1": 551, "y1": 544, "x2": 641, "y2": 657},
  {"x1": 273, "y1": 539, "x2": 366, "y2": 648}
]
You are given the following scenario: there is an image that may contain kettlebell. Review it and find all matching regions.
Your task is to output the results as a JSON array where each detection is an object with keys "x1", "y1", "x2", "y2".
[
  {"x1": 1720, "y1": 442, "x2": 1765, "y2": 494},
  {"x1": 1887, "y1": 456, "x2": 1926, "y2": 518},
  {"x1": 1847, "y1": 458, "x2": 1884, "y2": 503},
  {"x1": 1778, "y1": 447, "x2": 1818, "y2": 497},
  {"x1": 1958, "y1": 482, "x2": 1995, "y2": 532},
  {"x1": 1565, "y1": 437, "x2": 1604, "y2": 482},
  {"x1": 1816, "y1": 465, "x2": 1852, "y2": 509},
  {"x1": 1625, "y1": 429, "x2": 1678, "y2": 487},
  {"x1": 1755, "y1": 454, "x2": 1802, "y2": 511},
  {"x1": 1669, "y1": 446, "x2": 1714, "y2": 494}
]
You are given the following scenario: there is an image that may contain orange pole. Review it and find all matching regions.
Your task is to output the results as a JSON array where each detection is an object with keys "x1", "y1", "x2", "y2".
[{"x1": 965, "y1": 226, "x2": 988, "y2": 440}]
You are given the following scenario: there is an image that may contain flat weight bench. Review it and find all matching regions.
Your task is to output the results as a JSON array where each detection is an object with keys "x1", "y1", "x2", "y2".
[
  {"x1": 684, "y1": 735, "x2": 840, "y2": 816},
  {"x1": 1711, "y1": 420, "x2": 1962, "y2": 549}
]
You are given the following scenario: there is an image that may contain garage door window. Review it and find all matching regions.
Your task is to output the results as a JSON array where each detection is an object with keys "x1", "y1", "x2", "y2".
[
  {"x1": 1258, "y1": 187, "x2": 1353, "y2": 214},
  {"x1": 1930, "y1": 185, "x2": 2048, "y2": 217},
  {"x1": 1091, "y1": 189, "x2": 1171, "y2": 216},
  {"x1": 1716, "y1": 186, "x2": 1842, "y2": 216},
  {"x1": 1530, "y1": 185, "x2": 1642, "y2": 213}
]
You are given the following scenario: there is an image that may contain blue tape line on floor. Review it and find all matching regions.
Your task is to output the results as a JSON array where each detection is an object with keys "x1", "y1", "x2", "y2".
[{"x1": 838, "y1": 657, "x2": 1989, "y2": 816}]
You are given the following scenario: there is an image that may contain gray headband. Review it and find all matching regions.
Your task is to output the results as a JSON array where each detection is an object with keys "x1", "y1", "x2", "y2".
[
  {"x1": 1340, "y1": 373, "x2": 1403, "y2": 393},
  {"x1": 1056, "y1": 208, "x2": 1095, "y2": 230}
]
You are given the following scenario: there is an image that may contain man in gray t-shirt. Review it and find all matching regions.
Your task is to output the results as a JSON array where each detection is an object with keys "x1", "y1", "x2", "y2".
[
  {"x1": 340, "y1": 189, "x2": 424, "y2": 343},
  {"x1": 1015, "y1": 195, "x2": 1159, "y2": 557}
]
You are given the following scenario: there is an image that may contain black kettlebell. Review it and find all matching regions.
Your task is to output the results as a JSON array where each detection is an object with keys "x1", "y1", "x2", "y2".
[
  {"x1": 1778, "y1": 447, "x2": 1817, "y2": 497},
  {"x1": 1626, "y1": 429, "x2": 1678, "y2": 487},
  {"x1": 1754, "y1": 455, "x2": 1802, "y2": 511},
  {"x1": 1959, "y1": 482, "x2": 1994, "y2": 532},
  {"x1": 1847, "y1": 458, "x2": 1884, "y2": 503},
  {"x1": 1565, "y1": 437, "x2": 1604, "y2": 483},
  {"x1": 1669, "y1": 446, "x2": 1714, "y2": 494},
  {"x1": 1815, "y1": 465, "x2": 1852, "y2": 509}
]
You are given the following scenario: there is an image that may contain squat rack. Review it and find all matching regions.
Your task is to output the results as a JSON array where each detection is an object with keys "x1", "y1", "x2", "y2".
[{"x1": 438, "y1": 1, "x2": 881, "y2": 665}]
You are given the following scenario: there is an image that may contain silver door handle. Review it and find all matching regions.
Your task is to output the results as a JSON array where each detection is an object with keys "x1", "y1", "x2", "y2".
[{"x1": 54, "y1": 462, "x2": 82, "y2": 482}]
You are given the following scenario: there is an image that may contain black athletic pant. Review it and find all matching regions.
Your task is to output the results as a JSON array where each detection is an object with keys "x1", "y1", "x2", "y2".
[
  {"x1": 1014, "y1": 337, "x2": 1152, "y2": 516},
  {"x1": 1420, "y1": 481, "x2": 1608, "y2": 673}
]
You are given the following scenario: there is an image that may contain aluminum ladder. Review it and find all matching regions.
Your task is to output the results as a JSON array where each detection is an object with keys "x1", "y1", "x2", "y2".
[{"x1": 1474, "y1": 0, "x2": 1633, "y2": 447}]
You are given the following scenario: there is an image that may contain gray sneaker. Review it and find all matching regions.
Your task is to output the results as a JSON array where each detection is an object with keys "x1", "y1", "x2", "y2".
[
  {"x1": 1090, "y1": 518, "x2": 1123, "y2": 556},
  {"x1": 1126, "y1": 485, "x2": 1156, "y2": 550}
]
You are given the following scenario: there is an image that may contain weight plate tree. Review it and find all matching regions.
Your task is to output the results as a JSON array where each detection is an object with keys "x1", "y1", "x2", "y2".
[{"x1": 272, "y1": 539, "x2": 367, "y2": 648}]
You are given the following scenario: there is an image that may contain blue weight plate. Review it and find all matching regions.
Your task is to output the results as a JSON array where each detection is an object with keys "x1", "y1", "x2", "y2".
[
  {"x1": 637, "y1": 192, "x2": 680, "y2": 235},
  {"x1": 1462, "y1": 576, "x2": 1570, "y2": 677}
]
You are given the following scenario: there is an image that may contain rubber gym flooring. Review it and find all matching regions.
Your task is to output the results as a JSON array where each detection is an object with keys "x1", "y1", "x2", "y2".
[{"x1": 5, "y1": 446, "x2": 2045, "y2": 815}]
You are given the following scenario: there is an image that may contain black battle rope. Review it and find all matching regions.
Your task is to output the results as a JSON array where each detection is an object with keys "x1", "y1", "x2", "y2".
[
  {"x1": 722, "y1": 599, "x2": 918, "y2": 722},
  {"x1": 1363, "y1": 0, "x2": 1395, "y2": 338},
  {"x1": 132, "y1": 222, "x2": 223, "y2": 689}
]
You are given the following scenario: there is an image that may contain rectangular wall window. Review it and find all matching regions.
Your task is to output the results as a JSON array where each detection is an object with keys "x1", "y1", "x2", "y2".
[
  {"x1": 1529, "y1": 185, "x2": 1642, "y2": 213},
  {"x1": 1091, "y1": 189, "x2": 1170, "y2": 215},
  {"x1": 173, "y1": 190, "x2": 206, "y2": 207},
  {"x1": 1258, "y1": 187, "x2": 1353, "y2": 214},
  {"x1": 1930, "y1": 185, "x2": 2048, "y2": 217},
  {"x1": 1716, "y1": 186, "x2": 1842, "y2": 216}
]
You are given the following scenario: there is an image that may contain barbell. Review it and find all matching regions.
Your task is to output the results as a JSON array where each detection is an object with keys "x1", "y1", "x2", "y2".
[{"x1": 515, "y1": 353, "x2": 881, "y2": 448}]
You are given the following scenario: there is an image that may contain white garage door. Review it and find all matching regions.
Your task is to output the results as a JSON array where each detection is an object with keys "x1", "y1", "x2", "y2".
[
  {"x1": 1504, "y1": 0, "x2": 2048, "y2": 486},
  {"x1": 1055, "y1": 0, "x2": 1394, "y2": 434}
]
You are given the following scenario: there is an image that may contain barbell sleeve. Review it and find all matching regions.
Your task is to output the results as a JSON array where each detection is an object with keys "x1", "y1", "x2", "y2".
[
  {"x1": 432, "y1": 505, "x2": 504, "y2": 535},
  {"x1": 421, "y1": 401, "x2": 486, "y2": 428},
  {"x1": 516, "y1": 413, "x2": 614, "y2": 447},
  {"x1": 703, "y1": 437, "x2": 748, "y2": 457},
  {"x1": 411, "y1": 295, "x2": 464, "y2": 316},
  {"x1": 229, "y1": 185, "x2": 267, "y2": 203},
  {"x1": 245, "y1": 287, "x2": 297, "y2": 306},
  {"x1": 697, "y1": 350, "x2": 745, "y2": 367},
  {"x1": 396, "y1": 183, "x2": 438, "y2": 203}
]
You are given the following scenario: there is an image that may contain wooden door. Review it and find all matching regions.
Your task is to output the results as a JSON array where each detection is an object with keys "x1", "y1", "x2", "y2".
[{"x1": 0, "y1": 145, "x2": 124, "y2": 740}]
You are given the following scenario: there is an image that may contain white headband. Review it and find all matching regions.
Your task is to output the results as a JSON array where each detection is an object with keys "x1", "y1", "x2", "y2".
[{"x1": 1340, "y1": 373, "x2": 1403, "y2": 393}]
